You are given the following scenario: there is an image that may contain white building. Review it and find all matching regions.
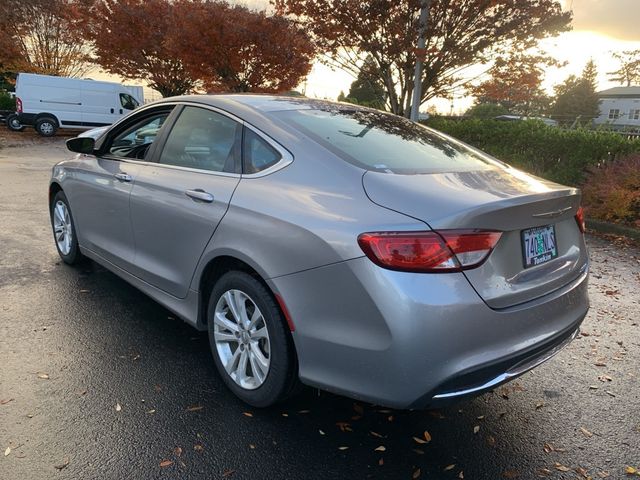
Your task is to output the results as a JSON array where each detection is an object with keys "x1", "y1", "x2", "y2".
[{"x1": 594, "y1": 86, "x2": 640, "y2": 129}]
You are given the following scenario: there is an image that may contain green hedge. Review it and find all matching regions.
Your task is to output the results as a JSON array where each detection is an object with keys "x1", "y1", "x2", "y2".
[
  {"x1": 423, "y1": 118, "x2": 640, "y2": 186},
  {"x1": 0, "y1": 91, "x2": 16, "y2": 111}
]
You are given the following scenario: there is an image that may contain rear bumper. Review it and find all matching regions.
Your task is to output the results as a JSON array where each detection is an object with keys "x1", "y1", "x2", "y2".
[
  {"x1": 270, "y1": 257, "x2": 589, "y2": 409},
  {"x1": 17, "y1": 113, "x2": 36, "y2": 125}
]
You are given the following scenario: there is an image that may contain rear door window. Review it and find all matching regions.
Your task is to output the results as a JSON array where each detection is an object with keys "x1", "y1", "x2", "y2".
[{"x1": 158, "y1": 106, "x2": 241, "y2": 173}]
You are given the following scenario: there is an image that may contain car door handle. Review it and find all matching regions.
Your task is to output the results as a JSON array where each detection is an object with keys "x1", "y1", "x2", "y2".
[
  {"x1": 114, "y1": 173, "x2": 132, "y2": 182},
  {"x1": 185, "y1": 189, "x2": 214, "y2": 203}
]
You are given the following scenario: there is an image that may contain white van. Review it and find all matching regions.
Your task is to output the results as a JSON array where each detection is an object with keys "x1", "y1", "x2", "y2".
[{"x1": 14, "y1": 73, "x2": 144, "y2": 136}]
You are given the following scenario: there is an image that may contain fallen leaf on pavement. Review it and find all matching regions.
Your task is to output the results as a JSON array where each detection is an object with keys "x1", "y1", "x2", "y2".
[
  {"x1": 413, "y1": 436, "x2": 427, "y2": 444},
  {"x1": 444, "y1": 464, "x2": 456, "y2": 471},
  {"x1": 370, "y1": 431, "x2": 383, "y2": 438},
  {"x1": 242, "y1": 412, "x2": 253, "y2": 417},
  {"x1": 458, "y1": 471, "x2": 464, "y2": 479},
  {"x1": 473, "y1": 425, "x2": 480, "y2": 434},
  {"x1": 374, "y1": 446, "x2": 386, "y2": 452},
  {"x1": 1, "y1": 398, "x2": 14, "y2": 405},
  {"x1": 625, "y1": 466, "x2": 638, "y2": 475},
  {"x1": 580, "y1": 427, "x2": 593, "y2": 437},
  {"x1": 115, "y1": 403, "x2": 122, "y2": 412},
  {"x1": 597, "y1": 471, "x2": 610, "y2": 478},
  {"x1": 186, "y1": 405, "x2": 204, "y2": 412},
  {"x1": 159, "y1": 460, "x2": 173, "y2": 468},
  {"x1": 535, "y1": 401, "x2": 544, "y2": 410},
  {"x1": 174, "y1": 447, "x2": 182, "y2": 457},
  {"x1": 338, "y1": 446, "x2": 349, "y2": 451},
  {"x1": 575, "y1": 466, "x2": 589, "y2": 478},
  {"x1": 412, "y1": 468, "x2": 421, "y2": 478},
  {"x1": 54, "y1": 458, "x2": 70, "y2": 470},
  {"x1": 605, "y1": 390, "x2": 616, "y2": 397},
  {"x1": 336, "y1": 422, "x2": 352, "y2": 432},
  {"x1": 423, "y1": 431, "x2": 432, "y2": 442},
  {"x1": 319, "y1": 430, "x2": 325, "y2": 435},
  {"x1": 194, "y1": 444, "x2": 204, "y2": 452},
  {"x1": 4, "y1": 447, "x2": 10, "y2": 456},
  {"x1": 37, "y1": 373, "x2": 49, "y2": 379},
  {"x1": 554, "y1": 463, "x2": 571, "y2": 472}
]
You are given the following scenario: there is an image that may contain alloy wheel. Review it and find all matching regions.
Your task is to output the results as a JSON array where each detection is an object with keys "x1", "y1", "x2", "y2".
[
  {"x1": 213, "y1": 289, "x2": 271, "y2": 390},
  {"x1": 53, "y1": 200, "x2": 73, "y2": 255}
]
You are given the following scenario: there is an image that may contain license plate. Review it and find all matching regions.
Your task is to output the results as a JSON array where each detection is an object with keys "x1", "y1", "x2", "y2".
[{"x1": 522, "y1": 225, "x2": 558, "y2": 268}]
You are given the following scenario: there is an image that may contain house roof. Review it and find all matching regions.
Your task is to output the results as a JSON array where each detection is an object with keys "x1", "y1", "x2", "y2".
[{"x1": 597, "y1": 86, "x2": 640, "y2": 98}]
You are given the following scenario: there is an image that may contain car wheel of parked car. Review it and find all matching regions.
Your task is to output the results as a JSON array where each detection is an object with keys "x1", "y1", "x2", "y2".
[
  {"x1": 35, "y1": 117, "x2": 58, "y2": 137},
  {"x1": 50, "y1": 191, "x2": 83, "y2": 265},
  {"x1": 207, "y1": 271, "x2": 299, "y2": 407},
  {"x1": 6, "y1": 114, "x2": 25, "y2": 132}
]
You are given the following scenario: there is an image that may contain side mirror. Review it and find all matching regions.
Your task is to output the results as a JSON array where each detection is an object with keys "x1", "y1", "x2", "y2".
[{"x1": 66, "y1": 137, "x2": 95, "y2": 154}]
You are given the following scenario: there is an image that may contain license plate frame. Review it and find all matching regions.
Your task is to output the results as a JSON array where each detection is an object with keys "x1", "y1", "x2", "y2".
[{"x1": 521, "y1": 225, "x2": 558, "y2": 269}]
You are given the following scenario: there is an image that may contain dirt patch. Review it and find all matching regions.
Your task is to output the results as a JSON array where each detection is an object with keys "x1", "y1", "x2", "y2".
[{"x1": 0, "y1": 125, "x2": 77, "y2": 149}]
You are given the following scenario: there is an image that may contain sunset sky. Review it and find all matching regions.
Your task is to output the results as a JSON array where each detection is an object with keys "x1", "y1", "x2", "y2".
[{"x1": 94, "y1": 0, "x2": 640, "y2": 113}]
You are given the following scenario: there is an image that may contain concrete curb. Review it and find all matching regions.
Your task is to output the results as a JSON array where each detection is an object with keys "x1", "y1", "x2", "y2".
[{"x1": 586, "y1": 219, "x2": 640, "y2": 241}]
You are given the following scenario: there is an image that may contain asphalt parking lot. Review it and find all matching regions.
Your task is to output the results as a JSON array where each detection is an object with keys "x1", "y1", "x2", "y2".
[{"x1": 1, "y1": 130, "x2": 639, "y2": 480}]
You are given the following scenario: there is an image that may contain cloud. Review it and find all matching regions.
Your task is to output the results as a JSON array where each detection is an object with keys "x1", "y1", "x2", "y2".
[{"x1": 567, "y1": 0, "x2": 640, "y2": 41}]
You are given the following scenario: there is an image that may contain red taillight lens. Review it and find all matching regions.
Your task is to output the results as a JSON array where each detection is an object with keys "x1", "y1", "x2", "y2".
[
  {"x1": 575, "y1": 206, "x2": 586, "y2": 234},
  {"x1": 16, "y1": 97, "x2": 22, "y2": 113},
  {"x1": 357, "y1": 230, "x2": 502, "y2": 273}
]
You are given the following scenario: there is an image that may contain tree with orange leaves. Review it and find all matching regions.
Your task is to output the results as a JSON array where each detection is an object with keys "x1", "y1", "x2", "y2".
[
  {"x1": 274, "y1": 0, "x2": 572, "y2": 117},
  {"x1": 85, "y1": 0, "x2": 315, "y2": 97},
  {"x1": 0, "y1": 0, "x2": 90, "y2": 78},
  {"x1": 169, "y1": 1, "x2": 315, "y2": 93},
  {"x1": 86, "y1": 0, "x2": 197, "y2": 97},
  {"x1": 470, "y1": 54, "x2": 558, "y2": 115}
]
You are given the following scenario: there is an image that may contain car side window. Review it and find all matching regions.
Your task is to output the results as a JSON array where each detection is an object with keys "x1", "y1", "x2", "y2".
[
  {"x1": 120, "y1": 93, "x2": 139, "y2": 110},
  {"x1": 159, "y1": 106, "x2": 241, "y2": 173},
  {"x1": 107, "y1": 112, "x2": 171, "y2": 160},
  {"x1": 243, "y1": 128, "x2": 282, "y2": 174}
]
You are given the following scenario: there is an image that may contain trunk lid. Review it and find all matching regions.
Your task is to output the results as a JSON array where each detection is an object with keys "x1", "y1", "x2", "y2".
[{"x1": 362, "y1": 167, "x2": 588, "y2": 309}]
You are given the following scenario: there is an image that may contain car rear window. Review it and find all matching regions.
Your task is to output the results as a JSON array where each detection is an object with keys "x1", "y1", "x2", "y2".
[{"x1": 273, "y1": 108, "x2": 495, "y2": 174}]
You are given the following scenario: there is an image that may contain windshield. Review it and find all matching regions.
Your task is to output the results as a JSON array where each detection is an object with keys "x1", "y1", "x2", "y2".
[{"x1": 273, "y1": 108, "x2": 496, "y2": 174}]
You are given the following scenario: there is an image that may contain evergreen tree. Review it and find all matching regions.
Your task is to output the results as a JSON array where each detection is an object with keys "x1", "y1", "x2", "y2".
[
  {"x1": 342, "y1": 56, "x2": 386, "y2": 109},
  {"x1": 550, "y1": 60, "x2": 600, "y2": 125}
]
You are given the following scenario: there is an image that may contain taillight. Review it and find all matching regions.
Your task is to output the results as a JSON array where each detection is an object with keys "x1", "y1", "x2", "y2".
[
  {"x1": 575, "y1": 206, "x2": 586, "y2": 234},
  {"x1": 16, "y1": 97, "x2": 22, "y2": 113},
  {"x1": 357, "y1": 230, "x2": 502, "y2": 273}
]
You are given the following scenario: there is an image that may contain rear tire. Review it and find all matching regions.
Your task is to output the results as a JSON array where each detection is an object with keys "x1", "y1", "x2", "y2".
[
  {"x1": 207, "y1": 271, "x2": 299, "y2": 407},
  {"x1": 50, "y1": 191, "x2": 83, "y2": 265},
  {"x1": 6, "y1": 114, "x2": 25, "y2": 132},
  {"x1": 35, "y1": 117, "x2": 58, "y2": 137}
]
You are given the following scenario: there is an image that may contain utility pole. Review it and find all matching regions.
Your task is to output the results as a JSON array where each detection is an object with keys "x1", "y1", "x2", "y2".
[{"x1": 410, "y1": 0, "x2": 431, "y2": 122}]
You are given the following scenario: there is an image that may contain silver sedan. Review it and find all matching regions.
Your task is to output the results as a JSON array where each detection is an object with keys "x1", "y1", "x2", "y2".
[{"x1": 49, "y1": 95, "x2": 589, "y2": 408}]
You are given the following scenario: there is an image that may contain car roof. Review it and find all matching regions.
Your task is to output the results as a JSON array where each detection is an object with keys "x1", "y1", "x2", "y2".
[{"x1": 152, "y1": 94, "x2": 363, "y2": 115}]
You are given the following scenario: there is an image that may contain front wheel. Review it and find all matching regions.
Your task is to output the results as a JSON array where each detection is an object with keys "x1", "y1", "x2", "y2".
[
  {"x1": 50, "y1": 191, "x2": 83, "y2": 264},
  {"x1": 6, "y1": 114, "x2": 25, "y2": 132},
  {"x1": 207, "y1": 271, "x2": 299, "y2": 407}
]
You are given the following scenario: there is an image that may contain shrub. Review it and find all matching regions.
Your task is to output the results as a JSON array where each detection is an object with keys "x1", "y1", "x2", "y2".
[
  {"x1": 0, "y1": 91, "x2": 16, "y2": 111},
  {"x1": 423, "y1": 118, "x2": 640, "y2": 186},
  {"x1": 582, "y1": 154, "x2": 640, "y2": 228}
]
